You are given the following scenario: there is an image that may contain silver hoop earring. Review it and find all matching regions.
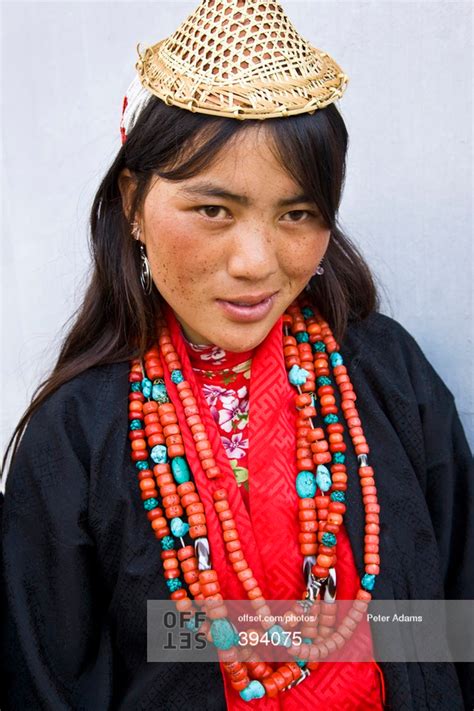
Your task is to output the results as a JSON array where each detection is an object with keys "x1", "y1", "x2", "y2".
[
  {"x1": 131, "y1": 222, "x2": 153, "y2": 295},
  {"x1": 139, "y1": 243, "x2": 153, "y2": 295}
]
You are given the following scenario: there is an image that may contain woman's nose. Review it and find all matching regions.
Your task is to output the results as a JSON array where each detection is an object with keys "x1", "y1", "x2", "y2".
[{"x1": 226, "y1": 227, "x2": 279, "y2": 281}]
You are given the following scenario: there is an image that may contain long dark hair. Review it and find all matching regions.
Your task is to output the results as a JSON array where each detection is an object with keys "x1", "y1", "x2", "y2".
[{"x1": 2, "y1": 96, "x2": 379, "y2": 476}]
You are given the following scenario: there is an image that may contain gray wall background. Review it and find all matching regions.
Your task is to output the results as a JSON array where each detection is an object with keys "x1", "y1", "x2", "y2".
[{"x1": 1, "y1": 1, "x2": 473, "y2": 479}]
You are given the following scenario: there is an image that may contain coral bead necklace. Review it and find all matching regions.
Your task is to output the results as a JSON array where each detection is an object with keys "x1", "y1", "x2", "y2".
[{"x1": 127, "y1": 296, "x2": 380, "y2": 701}]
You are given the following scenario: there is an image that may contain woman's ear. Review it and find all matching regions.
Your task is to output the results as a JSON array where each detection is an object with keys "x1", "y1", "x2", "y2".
[{"x1": 118, "y1": 168, "x2": 137, "y2": 223}]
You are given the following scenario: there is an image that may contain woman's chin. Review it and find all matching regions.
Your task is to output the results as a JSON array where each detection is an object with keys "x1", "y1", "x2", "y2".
[{"x1": 208, "y1": 320, "x2": 275, "y2": 353}]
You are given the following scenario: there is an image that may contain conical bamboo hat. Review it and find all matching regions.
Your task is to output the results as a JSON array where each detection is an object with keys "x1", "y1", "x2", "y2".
[{"x1": 126, "y1": 0, "x2": 348, "y2": 127}]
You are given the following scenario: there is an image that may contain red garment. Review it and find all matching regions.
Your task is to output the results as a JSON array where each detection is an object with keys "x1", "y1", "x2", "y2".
[{"x1": 162, "y1": 304, "x2": 386, "y2": 710}]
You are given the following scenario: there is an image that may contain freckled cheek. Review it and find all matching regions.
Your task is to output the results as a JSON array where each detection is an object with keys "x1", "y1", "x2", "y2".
[
  {"x1": 278, "y1": 243, "x2": 321, "y2": 281},
  {"x1": 145, "y1": 225, "x2": 219, "y2": 294}
]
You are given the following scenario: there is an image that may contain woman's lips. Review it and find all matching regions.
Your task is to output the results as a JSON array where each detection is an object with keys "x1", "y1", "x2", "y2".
[{"x1": 216, "y1": 294, "x2": 277, "y2": 322}]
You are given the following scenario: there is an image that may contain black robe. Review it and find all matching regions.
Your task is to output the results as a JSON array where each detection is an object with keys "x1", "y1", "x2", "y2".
[{"x1": 1, "y1": 311, "x2": 473, "y2": 710}]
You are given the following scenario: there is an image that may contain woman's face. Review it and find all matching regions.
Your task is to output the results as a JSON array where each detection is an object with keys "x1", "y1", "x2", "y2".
[{"x1": 120, "y1": 126, "x2": 331, "y2": 351}]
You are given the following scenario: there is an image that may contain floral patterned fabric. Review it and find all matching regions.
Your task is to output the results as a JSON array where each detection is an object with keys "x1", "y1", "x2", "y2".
[{"x1": 181, "y1": 330, "x2": 254, "y2": 512}]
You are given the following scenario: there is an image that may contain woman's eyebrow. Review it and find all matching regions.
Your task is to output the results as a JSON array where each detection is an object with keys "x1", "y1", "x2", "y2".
[{"x1": 176, "y1": 181, "x2": 314, "y2": 207}]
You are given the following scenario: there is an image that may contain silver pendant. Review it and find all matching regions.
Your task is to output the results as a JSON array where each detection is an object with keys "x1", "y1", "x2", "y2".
[{"x1": 195, "y1": 537, "x2": 211, "y2": 570}]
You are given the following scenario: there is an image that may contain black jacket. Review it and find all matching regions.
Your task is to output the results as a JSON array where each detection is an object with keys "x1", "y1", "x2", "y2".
[{"x1": 1, "y1": 311, "x2": 473, "y2": 710}]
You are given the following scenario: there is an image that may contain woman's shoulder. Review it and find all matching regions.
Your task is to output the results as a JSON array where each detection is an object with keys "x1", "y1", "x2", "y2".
[
  {"x1": 30, "y1": 360, "x2": 131, "y2": 427},
  {"x1": 343, "y1": 310, "x2": 455, "y2": 405},
  {"x1": 9, "y1": 361, "x2": 132, "y2": 478},
  {"x1": 347, "y1": 310, "x2": 426, "y2": 352},
  {"x1": 1, "y1": 362, "x2": 131, "y2": 537}
]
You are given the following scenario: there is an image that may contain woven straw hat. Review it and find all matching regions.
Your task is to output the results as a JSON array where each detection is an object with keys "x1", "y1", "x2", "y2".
[{"x1": 120, "y1": 0, "x2": 349, "y2": 139}]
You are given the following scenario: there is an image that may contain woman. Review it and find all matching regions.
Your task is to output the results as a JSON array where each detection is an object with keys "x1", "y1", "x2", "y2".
[{"x1": 1, "y1": 1, "x2": 472, "y2": 709}]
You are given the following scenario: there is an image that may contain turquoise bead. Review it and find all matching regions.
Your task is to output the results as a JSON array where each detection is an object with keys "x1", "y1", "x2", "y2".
[
  {"x1": 239, "y1": 684, "x2": 253, "y2": 702},
  {"x1": 211, "y1": 618, "x2": 237, "y2": 650},
  {"x1": 150, "y1": 445, "x2": 167, "y2": 464},
  {"x1": 141, "y1": 377, "x2": 152, "y2": 398},
  {"x1": 301, "y1": 307, "x2": 314, "y2": 318},
  {"x1": 317, "y1": 376, "x2": 331, "y2": 386},
  {"x1": 361, "y1": 573, "x2": 376, "y2": 591},
  {"x1": 129, "y1": 419, "x2": 142, "y2": 430},
  {"x1": 130, "y1": 382, "x2": 141, "y2": 392},
  {"x1": 288, "y1": 365, "x2": 309, "y2": 386},
  {"x1": 296, "y1": 471, "x2": 316, "y2": 498},
  {"x1": 333, "y1": 452, "x2": 345, "y2": 464},
  {"x1": 330, "y1": 491, "x2": 345, "y2": 502},
  {"x1": 239, "y1": 680, "x2": 266, "y2": 701},
  {"x1": 171, "y1": 457, "x2": 191, "y2": 484},
  {"x1": 171, "y1": 370, "x2": 184, "y2": 384},
  {"x1": 143, "y1": 498, "x2": 159, "y2": 511},
  {"x1": 161, "y1": 536, "x2": 175, "y2": 550},
  {"x1": 295, "y1": 332, "x2": 309, "y2": 343},
  {"x1": 330, "y1": 352, "x2": 343, "y2": 367},
  {"x1": 267, "y1": 624, "x2": 291, "y2": 647},
  {"x1": 166, "y1": 578, "x2": 182, "y2": 592},
  {"x1": 152, "y1": 382, "x2": 169, "y2": 403},
  {"x1": 170, "y1": 517, "x2": 189, "y2": 537},
  {"x1": 313, "y1": 341, "x2": 326, "y2": 352},
  {"x1": 322, "y1": 532, "x2": 337, "y2": 546},
  {"x1": 185, "y1": 615, "x2": 201, "y2": 632},
  {"x1": 136, "y1": 461, "x2": 149, "y2": 471},
  {"x1": 324, "y1": 414, "x2": 338, "y2": 424},
  {"x1": 315, "y1": 464, "x2": 332, "y2": 492}
]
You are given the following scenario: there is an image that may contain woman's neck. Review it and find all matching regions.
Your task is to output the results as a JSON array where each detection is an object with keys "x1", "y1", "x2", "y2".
[{"x1": 179, "y1": 323, "x2": 255, "y2": 371}]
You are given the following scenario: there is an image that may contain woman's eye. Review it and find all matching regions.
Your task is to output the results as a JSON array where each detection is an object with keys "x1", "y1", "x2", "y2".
[
  {"x1": 196, "y1": 205, "x2": 229, "y2": 219},
  {"x1": 282, "y1": 210, "x2": 314, "y2": 222}
]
